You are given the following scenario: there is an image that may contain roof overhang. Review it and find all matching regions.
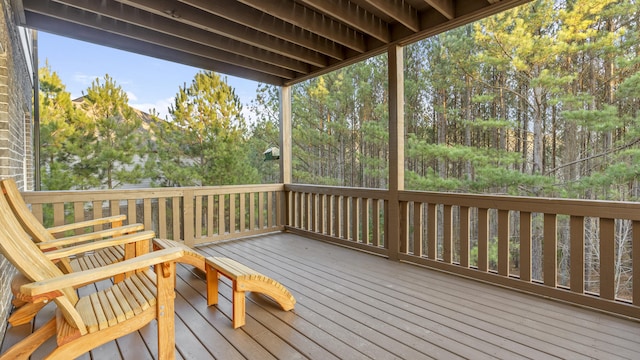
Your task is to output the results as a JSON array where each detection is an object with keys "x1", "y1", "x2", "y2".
[{"x1": 13, "y1": 0, "x2": 531, "y2": 86}]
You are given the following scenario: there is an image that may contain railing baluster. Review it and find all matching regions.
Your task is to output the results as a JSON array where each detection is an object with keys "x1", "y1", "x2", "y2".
[
  {"x1": 600, "y1": 218, "x2": 615, "y2": 300},
  {"x1": 427, "y1": 203, "x2": 437, "y2": 260},
  {"x1": 110, "y1": 200, "x2": 120, "y2": 217},
  {"x1": 172, "y1": 196, "x2": 180, "y2": 241},
  {"x1": 249, "y1": 192, "x2": 256, "y2": 231},
  {"x1": 183, "y1": 189, "x2": 195, "y2": 246},
  {"x1": 360, "y1": 198, "x2": 371, "y2": 245},
  {"x1": 207, "y1": 195, "x2": 214, "y2": 236},
  {"x1": 143, "y1": 198, "x2": 152, "y2": 232},
  {"x1": 443, "y1": 205, "x2": 453, "y2": 264},
  {"x1": 74, "y1": 202, "x2": 84, "y2": 233},
  {"x1": 520, "y1": 212, "x2": 532, "y2": 282},
  {"x1": 158, "y1": 198, "x2": 167, "y2": 239},
  {"x1": 343, "y1": 196, "x2": 350, "y2": 240},
  {"x1": 413, "y1": 202, "x2": 423, "y2": 256},
  {"x1": 219, "y1": 194, "x2": 226, "y2": 235},
  {"x1": 306, "y1": 192, "x2": 312, "y2": 231},
  {"x1": 239, "y1": 193, "x2": 246, "y2": 232},
  {"x1": 276, "y1": 191, "x2": 282, "y2": 227},
  {"x1": 195, "y1": 196, "x2": 202, "y2": 239},
  {"x1": 498, "y1": 210, "x2": 510, "y2": 276},
  {"x1": 478, "y1": 208, "x2": 488, "y2": 271},
  {"x1": 93, "y1": 201, "x2": 103, "y2": 231},
  {"x1": 543, "y1": 213, "x2": 557, "y2": 288},
  {"x1": 127, "y1": 200, "x2": 136, "y2": 226},
  {"x1": 460, "y1": 206, "x2": 470, "y2": 267},
  {"x1": 334, "y1": 195, "x2": 341, "y2": 238},
  {"x1": 399, "y1": 200, "x2": 409, "y2": 253},
  {"x1": 372, "y1": 199, "x2": 380, "y2": 247},
  {"x1": 230, "y1": 193, "x2": 237, "y2": 233},
  {"x1": 352, "y1": 197, "x2": 360, "y2": 243},
  {"x1": 326, "y1": 194, "x2": 333, "y2": 236},
  {"x1": 259, "y1": 192, "x2": 265, "y2": 230},
  {"x1": 318, "y1": 194, "x2": 325, "y2": 234},
  {"x1": 570, "y1": 216, "x2": 585, "y2": 294},
  {"x1": 634, "y1": 221, "x2": 640, "y2": 306},
  {"x1": 267, "y1": 192, "x2": 273, "y2": 229}
]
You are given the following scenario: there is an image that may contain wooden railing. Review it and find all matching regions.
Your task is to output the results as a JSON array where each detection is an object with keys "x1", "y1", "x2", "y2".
[
  {"x1": 21, "y1": 183, "x2": 640, "y2": 319},
  {"x1": 286, "y1": 184, "x2": 640, "y2": 320},
  {"x1": 285, "y1": 184, "x2": 389, "y2": 256},
  {"x1": 22, "y1": 184, "x2": 285, "y2": 247}
]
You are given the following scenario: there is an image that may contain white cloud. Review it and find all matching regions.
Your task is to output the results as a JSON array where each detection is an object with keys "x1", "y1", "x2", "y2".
[
  {"x1": 130, "y1": 97, "x2": 174, "y2": 120},
  {"x1": 73, "y1": 73, "x2": 99, "y2": 86},
  {"x1": 126, "y1": 91, "x2": 138, "y2": 101}
]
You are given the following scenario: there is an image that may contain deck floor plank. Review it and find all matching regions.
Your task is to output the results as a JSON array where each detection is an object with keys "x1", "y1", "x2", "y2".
[
  {"x1": 2, "y1": 233, "x2": 640, "y2": 359},
  {"x1": 267, "y1": 235, "x2": 640, "y2": 350},
  {"x1": 212, "y1": 237, "x2": 556, "y2": 360},
  {"x1": 231, "y1": 235, "x2": 633, "y2": 359}
]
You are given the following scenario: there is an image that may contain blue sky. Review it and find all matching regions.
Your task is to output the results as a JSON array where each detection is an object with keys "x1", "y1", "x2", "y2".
[{"x1": 38, "y1": 32, "x2": 261, "y2": 120}]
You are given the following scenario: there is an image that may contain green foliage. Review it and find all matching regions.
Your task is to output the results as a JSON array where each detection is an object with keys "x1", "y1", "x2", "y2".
[
  {"x1": 38, "y1": 64, "x2": 77, "y2": 190},
  {"x1": 246, "y1": 83, "x2": 281, "y2": 183},
  {"x1": 74, "y1": 74, "x2": 147, "y2": 189},
  {"x1": 150, "y1": 70, "x2": 259, "y2": 186}
]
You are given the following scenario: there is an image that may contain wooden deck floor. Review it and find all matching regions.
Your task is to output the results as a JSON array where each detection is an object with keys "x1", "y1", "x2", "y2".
[{"x1": 3, "y1": 232, "x2": 640, "y2": 359}]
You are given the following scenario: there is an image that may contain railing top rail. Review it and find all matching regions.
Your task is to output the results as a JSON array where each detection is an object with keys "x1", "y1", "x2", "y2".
[
  {"x1": 22, "y1": 184, "x2": 285, "y2": 203},
  {"x1": 400, "y1": 190, "x2": 640, "y2": 220},
  {"x1": 285, "y1": 184, "x2": 389, "y2": 200}
]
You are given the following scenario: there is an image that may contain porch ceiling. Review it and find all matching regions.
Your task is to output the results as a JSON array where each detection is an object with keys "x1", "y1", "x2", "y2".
[{"x1": 13, "y1": 0, "x2": 530, "y2": 86}]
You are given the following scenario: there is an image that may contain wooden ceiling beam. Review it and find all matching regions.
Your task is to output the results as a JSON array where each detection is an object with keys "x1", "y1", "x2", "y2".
[
  {"x1": 237, "y1": 0, "x2": 367, "y2": 53},
  {"x1": 51, "y1": 0, "x2": 311, "y2": 74},
  {"x1": 26, "y1": 0, "x2": 297, "y2": 79},
  {"x1": 425, "y1": 0, "x2": 455, "y2": 20},
  {"x1": 117, "y1": 0, "x2": 329, "y2": 68},
  {"x1": 359, "y1": 0, "x2": 420, "y2": 33},
  {"x1": 296, "y1": 0, "x2": 390, "y2": 43},
  {"x1": 24, "y1": 12, "x2": 284, "y2": 85},
  {"x1": 179, "y1": 0, "x2": 345, "y2": 61}
]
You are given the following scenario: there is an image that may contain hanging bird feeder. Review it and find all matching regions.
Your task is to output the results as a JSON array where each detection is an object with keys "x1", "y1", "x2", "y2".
[{"x1": 263, "y1": 146, "x2": 280, "y2": 161}]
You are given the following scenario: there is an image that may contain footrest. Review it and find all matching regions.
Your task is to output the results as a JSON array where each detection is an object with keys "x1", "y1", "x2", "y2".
[{"x1": 205, "y1": 257, "x2": 296, "y2": 328}]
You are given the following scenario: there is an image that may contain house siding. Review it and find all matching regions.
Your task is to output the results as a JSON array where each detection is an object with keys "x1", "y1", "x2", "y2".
[{"x1": 0, "y1": 0, "x2": 35, "y2": 343}]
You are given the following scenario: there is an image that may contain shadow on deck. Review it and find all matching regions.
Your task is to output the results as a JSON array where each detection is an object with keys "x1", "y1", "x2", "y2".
[{"x1": 2, "y1": 233, "x2": 639, "y2": 359}]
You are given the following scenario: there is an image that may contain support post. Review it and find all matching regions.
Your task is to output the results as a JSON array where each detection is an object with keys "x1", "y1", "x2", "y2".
[
  {"x1": 387, "y1": 45, "x2": 404, "y2": 261},
  {"x1": 280, "y1": 86, "x2": 292, "y2": 226}
]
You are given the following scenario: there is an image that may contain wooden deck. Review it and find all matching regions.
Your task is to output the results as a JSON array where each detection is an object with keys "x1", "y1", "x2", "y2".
[{"x1": 3, "y1": 232, "x2": 640, "y2": 359}]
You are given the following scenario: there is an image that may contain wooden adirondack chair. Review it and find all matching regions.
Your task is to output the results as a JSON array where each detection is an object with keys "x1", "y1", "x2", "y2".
[
  {"x1": 0, "y1": 192, "x2": 183, "y2": 360},
  {"x1": 1, "y1": 178, "x2": 154, "y2": 326},
  {"x1": 1, "y1": 178, "x2": 146, "y2": 275}
]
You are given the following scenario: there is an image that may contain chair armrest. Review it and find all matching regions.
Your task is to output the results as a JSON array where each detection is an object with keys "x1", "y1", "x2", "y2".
[
  {"x1": 20, "y1": 248, "x2": 185, "y2": 298},
  {"x1": 47, "y1": 214, "x2": 128, "y2": 234},
  {"x1": 37, "y1": 223, "x2": 145, "y2": 249},
  {"x1": 42, "y1": 230, "x2": 155, "y2": 260}
]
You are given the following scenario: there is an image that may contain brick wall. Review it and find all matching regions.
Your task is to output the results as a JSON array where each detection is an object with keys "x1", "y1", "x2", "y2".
[{"x1": 0, "y1": 0, "x2": 35, "y2": 344}]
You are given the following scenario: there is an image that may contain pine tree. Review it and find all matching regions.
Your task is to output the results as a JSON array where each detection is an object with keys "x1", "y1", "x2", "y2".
[
  {"x1": 75, "y1": 74, "x2": 147, "y2": 189},
  {"x1": 38, "y1": 63, "x2": 77, "y2": 190},
  {"x1": 153, "y1": 70, "x2": 258, "y2": 186}
]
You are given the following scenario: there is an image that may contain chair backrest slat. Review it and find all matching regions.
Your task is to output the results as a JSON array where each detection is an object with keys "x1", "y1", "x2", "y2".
[
  {"x1": 1, "y1": 178, "x2": 56, "y2": 243},
  {"x1": 0, "y1": 183, "x2": 82, "y2": 327}
]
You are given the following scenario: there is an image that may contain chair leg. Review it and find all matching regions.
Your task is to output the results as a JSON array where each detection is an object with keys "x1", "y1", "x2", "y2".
[
  {"x1": 155, "y1": 262, "x2": 176, "y2": 360},
  {"x1": 8, "y1": 302, "x2": 47, "y2": 326},
  {"x1": 0, "y1": 317, "x2": 56, "y2": 360},
  {"x1": 232, "y1": 282, "x2": 246, "y2": 329},
  {"x1": 206, "y1": 267, "x2": 219, "y2": 306}
]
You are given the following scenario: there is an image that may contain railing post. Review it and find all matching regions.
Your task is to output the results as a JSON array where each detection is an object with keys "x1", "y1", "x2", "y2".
[
  {"x1": 387, "y1": 44, "x2": 405, "y2": 261},
  {"x1": 183, "y1": 189, "x2": 195, "y2": 247},
  {"x1": 280, "y1": 85, "x2": 292, "y2": 229}
]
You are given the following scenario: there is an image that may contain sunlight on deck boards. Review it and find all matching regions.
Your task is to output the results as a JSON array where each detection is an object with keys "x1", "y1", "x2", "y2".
[{"x1": 3, "y1": 233, "x2": 640, "y2": 359}]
